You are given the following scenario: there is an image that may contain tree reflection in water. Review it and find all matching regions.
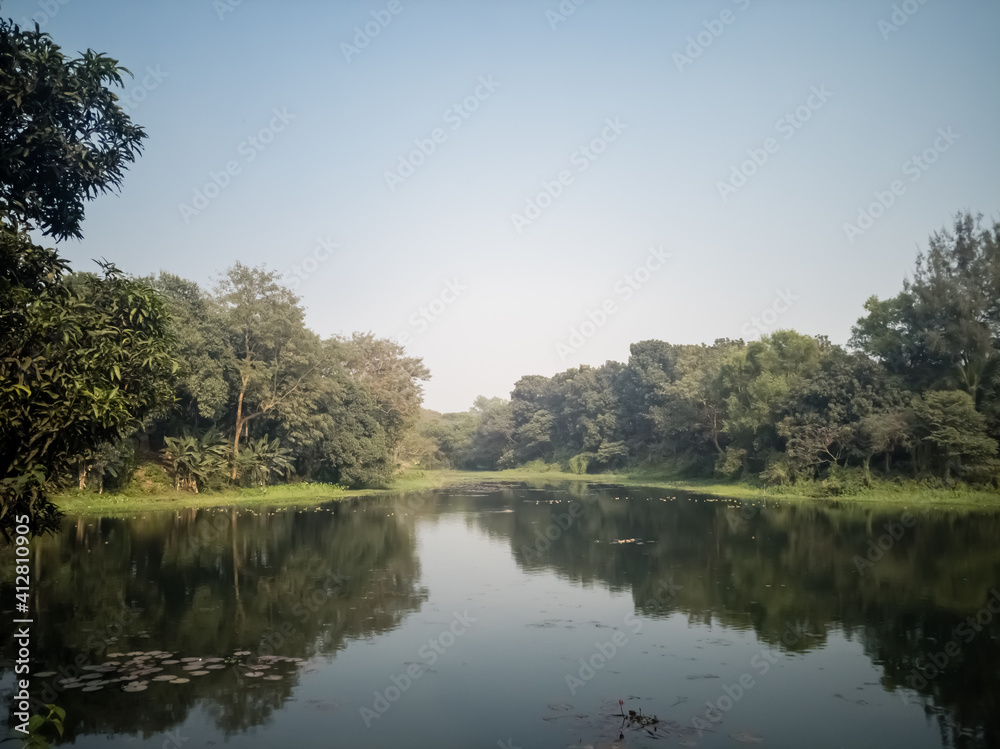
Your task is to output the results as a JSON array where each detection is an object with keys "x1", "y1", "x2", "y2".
[{"x1": 1, "y1": 484, "x2": 998, "y2": 748}]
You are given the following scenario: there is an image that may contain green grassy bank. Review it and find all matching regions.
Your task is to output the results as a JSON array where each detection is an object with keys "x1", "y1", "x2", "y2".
[{"x1": 53, "y1": 465, "x2": 1000, "y2": 516}]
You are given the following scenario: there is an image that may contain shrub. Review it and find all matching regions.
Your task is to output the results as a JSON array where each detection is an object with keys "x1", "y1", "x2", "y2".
[{"x1": 715, "y1": 447, "x2": 747, "y2": 479}]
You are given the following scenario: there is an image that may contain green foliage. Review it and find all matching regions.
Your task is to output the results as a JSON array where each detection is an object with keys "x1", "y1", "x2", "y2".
[
  {"x1": 0, "y1": 19, "x2": 145, "y2": 242},
  {"x1": 911, "y1": 390, "x2": 998, "y2": 481},
  {"x1": 162, "y1": 431, "x2": 228, "y2": 492},
  {"x1": 233, "y1": 436, "x2": 294, "y2": 488},
  {"x1": 518, "y1": 459, "x2": 562, "y2": 473},
  {"x1": 79, "y1": 438, "x2": 137, "y2": 493},
  {"x1": 811, "y1": 465, "x2": 873, "y2": 497},
  {"x1": 0, "y1": 17, "x2": 156, "y2": 535},
  {"x1": 1, "y1": 264, "x2": 178, "y2": 533},
  {"x1": 591, "y1": 440, "x2": 629, "y2": 470},
  {"x1": 461, "y1": 396, "x2": 515, "y2": 469},
  {"x1": 144, "y1": 273, "x2": 230, "y2": 422},
  {"x1": 778, "y1": 348, "x2": 904, "y2": 477},
  {"x1": 400, "y1": 408, "x2": 476, "y2": 468},
  {"x1": 568, "y1": 454, "x2": 589, "y2": 474},
  {"x1": 759, "y1": 452, "x2": 793, "y2": 486},
  {"x1": 213, "y1": 262, "x2": 314, "y2": 477},
  {"x1": 139, "y1": 265, "x2": 430, "y2": 492},
  {"x1": 721, "y1": 330, "x2": 825, "y2": 466},
  {"x1": 851, "y1": 212, "x2": 1000, "y2": 415},
  {"x1": 715, "y1": 446, "x2": 747, "y2": 479},
  {"x1": 131, "y1": 462, "x2": 172, "y2": 494},
  {"x1": 20, "y1": 704, "x2": 65, "y2": 749},
  {"x1": 339, "y1": 332, "x2": 430, "y2": 457}
]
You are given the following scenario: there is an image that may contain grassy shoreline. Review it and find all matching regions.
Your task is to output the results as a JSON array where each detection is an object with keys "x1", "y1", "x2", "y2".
[
  {"x1": 476, "y1": 468, "x2": 1000, "y2": 507},
  {"x1": 52, "y1": 467, "x2": 1000, "y2": 515}
]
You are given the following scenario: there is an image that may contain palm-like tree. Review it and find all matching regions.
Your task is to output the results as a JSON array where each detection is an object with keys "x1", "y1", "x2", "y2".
[
  {"x1": 233, "y1": 436, "x2": 293, "y2": 488},
  {"x1": 163, "y1": 430, "x2": 227, "y2": 492}
]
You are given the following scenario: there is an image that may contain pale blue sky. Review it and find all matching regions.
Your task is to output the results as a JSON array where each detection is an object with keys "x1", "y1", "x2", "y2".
[{"x1": 7, "y1": 0, "x2": 1000, "y2": 411}]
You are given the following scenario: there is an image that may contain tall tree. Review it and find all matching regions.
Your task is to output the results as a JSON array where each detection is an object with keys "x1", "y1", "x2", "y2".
[
  {"x1": 0, "y1": 17, "x2": 165, "y2": 534},
  {"x1": 338, "y1": 332, "x2": 430, "y2": 460},
  {"x1": 273, "y1": 337, "x2": 395, "y2": 487},
  {"x1": 214, "y1": 263, "x2": 315, "y2": 479},
  {"x1": 851, "y1": 212, "x2": 1000, "y2": 404}
]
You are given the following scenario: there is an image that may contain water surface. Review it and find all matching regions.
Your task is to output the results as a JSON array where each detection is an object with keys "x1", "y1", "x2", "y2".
[{"x1": 2, "y1": 482, "x2": 999, "y2": 748}]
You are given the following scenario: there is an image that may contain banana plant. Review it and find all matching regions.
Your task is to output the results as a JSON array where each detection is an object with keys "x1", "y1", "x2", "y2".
[
  {"x1": 162, "y1": 430, "x2": 228, "y2": 492},
  {"x1": 233, "y1": 436, "x2": 294, "y2": 488}
]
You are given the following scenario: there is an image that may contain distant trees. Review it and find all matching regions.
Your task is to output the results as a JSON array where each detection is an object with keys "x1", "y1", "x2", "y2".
[
  {"x1": 406, "y1": 396, "x2": 512, "y2": 470},
  {"x1": 426, "y1": 212, "x2": 999, "y2": 490}
]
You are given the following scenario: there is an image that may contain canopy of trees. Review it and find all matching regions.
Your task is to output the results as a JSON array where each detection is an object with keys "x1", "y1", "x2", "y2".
[
  {"x1": 414, "y1": 213, "x2": 1000, "y2": 490},
  {"x1": 139, "y1": 264, "x2": 430, "y2": 493},
  {"x1": 0, "y1": 17, "x2": 431, "y2": 533}
]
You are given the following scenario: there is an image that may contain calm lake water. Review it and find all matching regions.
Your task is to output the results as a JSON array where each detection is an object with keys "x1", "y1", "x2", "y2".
[{"x1": 2, "y1": 482, "x2": 1000, "y2": 748}]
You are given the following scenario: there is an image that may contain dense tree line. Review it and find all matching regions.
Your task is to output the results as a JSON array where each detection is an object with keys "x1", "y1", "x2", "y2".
[
  {"x1": 0, "y1": 17, "x2": 429, "y2": 535},
  {"x1": 131, "y1": 266, "x2": 429, "y2": 493},
  {"x1": 413, "y1": 212, "x2": 1000, "y2": 490}
]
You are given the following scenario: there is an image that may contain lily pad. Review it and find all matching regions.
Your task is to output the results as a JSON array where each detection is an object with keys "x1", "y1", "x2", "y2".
[{"x1": 730, "y1": 732, "x2": 763, "y2": 744}]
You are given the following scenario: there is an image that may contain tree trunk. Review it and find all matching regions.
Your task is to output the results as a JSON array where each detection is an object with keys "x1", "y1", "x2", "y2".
[
  {"x1": 232, "y1": 380, "x2": 247, "y2": 481},
  {"x1": 78, "y1": 462, "x2": 86, "y2": 490}
]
